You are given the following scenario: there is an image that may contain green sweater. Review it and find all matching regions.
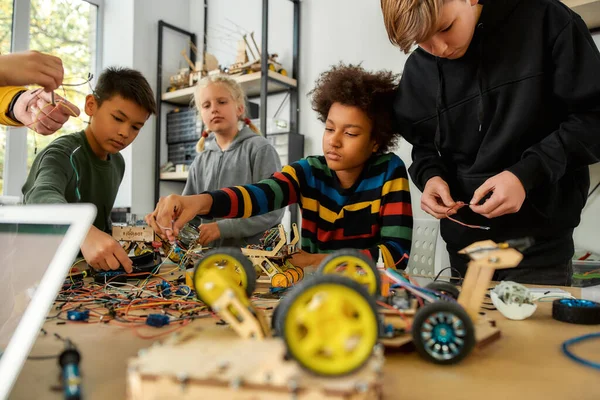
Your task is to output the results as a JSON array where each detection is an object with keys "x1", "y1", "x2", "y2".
[{"x1": 22, "y1": 131, "x2": 125, "y2": 233}]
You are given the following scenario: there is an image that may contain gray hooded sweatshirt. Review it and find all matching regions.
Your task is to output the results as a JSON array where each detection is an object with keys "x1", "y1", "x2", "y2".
[{"x1": 182, "y1": 125, "x2": 284, "y2": 247}]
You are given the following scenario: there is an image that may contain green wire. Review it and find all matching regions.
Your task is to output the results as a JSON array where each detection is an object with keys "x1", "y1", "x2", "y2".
[{"x1": 69, "y1": 146, "x2": 82, "y2": 202}]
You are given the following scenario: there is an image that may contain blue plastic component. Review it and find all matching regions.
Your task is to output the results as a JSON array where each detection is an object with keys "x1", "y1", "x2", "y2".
[
  {"x1": 158, "y1": 281, "x2": 171, "y2": 297},
  {"x1": 67, "y1": 310, "x2": 90, "y2": 322},
  {"x1": 384, "y1": 323, "x2": 395, "y2": 336},
  {"x1": 175, "y1": 285, "x2": 191, "y2": 296},
  {"x1": 146, "y1": 314, "x2": 170, "y2": 328},
  {"x1": 559, "y1": 299, "x2": 597, "y2": 308}
]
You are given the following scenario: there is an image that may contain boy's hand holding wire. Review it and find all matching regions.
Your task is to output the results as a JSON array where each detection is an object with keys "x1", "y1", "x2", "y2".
[
  {"x1": 146, "y1": 194, "x2": 212, "y2": 243},
  {"x1": 13, "y1": 89, "x2": 80, "y2": 135},
  {"x1": 469, "y1": 171, "x2": 526, "y2": 218},
  {"x1": 421, "y1": 176, "x2": 457, "y2": 219}
]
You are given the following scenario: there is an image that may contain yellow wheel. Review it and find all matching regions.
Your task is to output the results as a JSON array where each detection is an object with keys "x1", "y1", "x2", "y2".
[
  {"x1": 278, "y1": 68, "x2": 288, "y2": 76},
  {"x1": 268, "y1": 63, "x2": 276, "y2": 71},
  {"x1": 285, "y1": 268, "x2": 300, "y2": 284},
  {"x1": 295, "y1": 266, "x2": 304, "y2": 281},
  {"x1": 271, "y1": 272, "x2": 289, "y2": 288},
  {"x1": 280, "y1": 275, "x2": 380, "y2": 376},
  {"x1": 317, "y1": 249, "x2": 381, "y2": 297},
  {"x1": 193, "y1": 248, "x2": 256, "y2": 306}
]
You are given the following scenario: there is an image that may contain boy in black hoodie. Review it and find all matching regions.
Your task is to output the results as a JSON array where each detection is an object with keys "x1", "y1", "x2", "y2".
[{"x1": 381, "y1": 0, "x2": 600, "y2": 285}]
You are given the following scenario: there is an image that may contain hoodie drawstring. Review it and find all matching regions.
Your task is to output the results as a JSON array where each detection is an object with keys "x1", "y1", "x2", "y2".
[
  {"x1": 476, "y1": 22, "x2": 485, "y2": 132},
  {"x1": 434, "y1": 57, "x2": 444, "y2": 157}
]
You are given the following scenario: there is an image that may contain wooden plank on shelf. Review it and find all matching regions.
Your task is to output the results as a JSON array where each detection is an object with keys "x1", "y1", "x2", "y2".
[
  {"x1": 160, "y1": 171, "x2": 188, "y2": 182},
  {"x1": 564, "y1": 0, "x2": 600, "y2": 28},
  {"x1": 160, "y1": 71, "x2": 297, "y2": 105}
]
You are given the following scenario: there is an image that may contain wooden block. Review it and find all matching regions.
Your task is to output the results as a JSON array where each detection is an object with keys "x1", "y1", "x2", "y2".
[
  {"x1": 127, "y1": 329, "x2": 384, "y2": 400},
  {"x1": 113, "y1": 225, "x2": 155, "y2": 242}
]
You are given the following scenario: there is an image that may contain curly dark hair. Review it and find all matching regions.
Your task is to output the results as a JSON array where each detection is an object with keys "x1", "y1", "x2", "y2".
[{"x1": 309, "y1": 63, "x2": 400, "y2": 154}]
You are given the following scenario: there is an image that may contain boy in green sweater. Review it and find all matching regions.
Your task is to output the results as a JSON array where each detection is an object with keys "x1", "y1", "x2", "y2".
[{"x1": 22, "y1": 67, "x2": 156, "y2": 273}]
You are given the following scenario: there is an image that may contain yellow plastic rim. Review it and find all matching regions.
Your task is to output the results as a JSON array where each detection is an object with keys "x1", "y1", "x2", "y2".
[
  {"x1": 194, "y1": 253, "x2": 248, "y2": 294},
  {"x1": 284, "y1": 283, "x2": 378, "y2": 376},
  {"x1": 271, "y1": 273, "x2": 289, "y2": 288},
  {"x1": 194, "y1": 268, "x2": 249, "y2": 308},
  {"x1": 320, "y1": 256, "x2": 378, "y2": 295}
]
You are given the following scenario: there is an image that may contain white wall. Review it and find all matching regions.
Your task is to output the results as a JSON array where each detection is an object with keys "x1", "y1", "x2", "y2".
[
  {"x1": 104, "y1": 0, "x2": 134, "y2": 208},
  {"x1": 105, "y1": 0, "x2": 195, "y2": 212}
]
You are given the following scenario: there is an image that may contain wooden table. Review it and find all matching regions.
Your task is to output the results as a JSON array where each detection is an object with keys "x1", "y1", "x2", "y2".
[{"x1": 10, "y1": 286, "x2": 600, "y2": 400}]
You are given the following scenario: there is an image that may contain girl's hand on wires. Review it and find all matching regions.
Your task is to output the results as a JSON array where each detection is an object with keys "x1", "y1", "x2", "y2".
[
  {"x1": 421, "y1": 176, "x2": 456, "y2": 219},
  {"x1": 0, "y1": 51, "x2": 64, "y2": 91},
  {"x1": 198, "y1": 222, "x2": 220, "y2": 246},
  {"x1": 290, "y1": 250, "x2": 326, "y2": 268},
  {"x1": 146, "y1": 194, "x2": 211, "y2": 242},
  {"x1": 81, "y1": 226, "x2": 133, "y2": 273},
  {"x1": 13, "y1": 89, "x2": 80, "y2": 135},
  {"x1": 469, "y1": 171, "x2": 525, "y2": 218}
]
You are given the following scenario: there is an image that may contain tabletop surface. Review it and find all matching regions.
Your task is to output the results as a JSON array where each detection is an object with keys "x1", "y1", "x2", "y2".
[{"x1": 9, "y1": 284, "x2": 600, "y2": 400}]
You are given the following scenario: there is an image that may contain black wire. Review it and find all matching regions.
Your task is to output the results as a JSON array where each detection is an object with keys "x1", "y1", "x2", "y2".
[
  {"x1": 28, "y1": 354, "x2": 59, "y2": 360},
  {"x1": 433, "y1": 266, "x2": 464, "y2": 285}
]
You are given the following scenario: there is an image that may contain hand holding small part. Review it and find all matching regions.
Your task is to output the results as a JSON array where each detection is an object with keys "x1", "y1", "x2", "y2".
[
  {"x1": 421, "y1": 176, "x2": 456, "y2": 219},
  {"x1": 13, "y1": 89, "x2": 80, "y2": 135},
  {"x1": 146, "y1": 194, "x2": 209, "y2": 243},
  {"x1": 469, "y1": 171, "x2": 525, "y2": 218}
]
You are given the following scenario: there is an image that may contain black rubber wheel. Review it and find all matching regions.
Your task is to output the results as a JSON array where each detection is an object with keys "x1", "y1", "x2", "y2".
[
  {"x1": 193, "y1": 247, "x2": 256, "y2": 302},
  {"x1": 412, "y1": 301, "x2": 475, "y2": 365},
  {"x1": 317, "y1": 249, "x2": 381, "y2": 297},
  {"x1": 425, "y1": 281, "x2": 460, "y2": 300},
  {"x1": 552, "y1": 299, "x2": 600, "y2": 325},
  {"x1": 279, "y1": 275, "x2": 381, "y2": 376}
]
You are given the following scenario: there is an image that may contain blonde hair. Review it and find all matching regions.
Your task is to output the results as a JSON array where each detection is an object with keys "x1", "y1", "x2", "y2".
[
  {"x1": 193, "y1": 74, "x2": 260, "y2": 152},
  {"x1": 380, "y1": 0, "x2": 444, "y2": 54}
]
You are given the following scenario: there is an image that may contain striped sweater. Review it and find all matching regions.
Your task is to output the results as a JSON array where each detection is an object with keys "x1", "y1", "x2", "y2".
[{"x1": 207, "y1": 153, "x2": 413, "y2": 268}]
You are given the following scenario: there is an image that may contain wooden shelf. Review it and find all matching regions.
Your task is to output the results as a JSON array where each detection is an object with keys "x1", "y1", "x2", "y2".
[
  {"x1": 161, "y1": 71, "x2": 297, "y2": 105},
  {"x1": 564, "y1": 0, "x2": 600, "y2": 28},
  {"x1": 160, "y1": 171, "x2": 188, "y2": 182}
]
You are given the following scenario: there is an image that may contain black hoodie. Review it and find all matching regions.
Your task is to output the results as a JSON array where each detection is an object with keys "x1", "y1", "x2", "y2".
[{"x1": 394, "y1": 0, "x2": 600, "y2": 266}]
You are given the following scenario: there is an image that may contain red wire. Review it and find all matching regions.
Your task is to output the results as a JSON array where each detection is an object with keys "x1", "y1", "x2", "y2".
[{"x1": 446, "y1": 201, "x2": 490, "y2": 230}]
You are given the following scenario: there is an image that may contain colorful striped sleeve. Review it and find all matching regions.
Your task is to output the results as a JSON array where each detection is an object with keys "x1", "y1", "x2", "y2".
[
  {"x1": 207, "y1": 162, "x2": 304, "y2": 218},
  {"x1": 367, "y1": 157, "x2": 413, "y2": 269}
]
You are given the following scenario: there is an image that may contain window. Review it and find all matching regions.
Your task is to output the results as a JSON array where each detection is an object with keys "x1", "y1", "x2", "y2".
[
  {"x1": 0, "y1": 0, "x2": 13, "y2": 194},
  {"x1": 0, "y1": 0, "x2": 101, "y2": 196},
  {"x1": 27, "y1": 0, "x2": 99, "y2": 169}
]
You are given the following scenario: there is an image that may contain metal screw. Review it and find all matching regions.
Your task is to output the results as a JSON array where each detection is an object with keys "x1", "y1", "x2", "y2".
[
  {"x1": 355, "y1": 382, "x2": 369, "y2": 392},
  {"x1": 230, "y1": 376, "x2": 243, "y2": 389},
  {"x1": 218, "y1": 360, "x2": 229, "y2": 370},
  {"x1": 489, "y1": 256, "x2": 499, "y2": 263},
  {"x1": 177, "y1": 373, "x2": 189, "y2": 392}
]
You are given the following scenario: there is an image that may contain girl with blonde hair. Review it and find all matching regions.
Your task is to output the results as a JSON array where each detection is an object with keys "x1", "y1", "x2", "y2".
[{"x1": 183, "y1": 74, "x2": 283, "y2": 247}]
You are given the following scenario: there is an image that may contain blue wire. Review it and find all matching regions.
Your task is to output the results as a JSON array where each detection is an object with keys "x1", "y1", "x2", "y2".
[
  {"x1": 561, "y1": 332, "x2": 600, "y2": 370},
  {"x1": 69, "y1": 146, "x2": 82, "y2": 202}
]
